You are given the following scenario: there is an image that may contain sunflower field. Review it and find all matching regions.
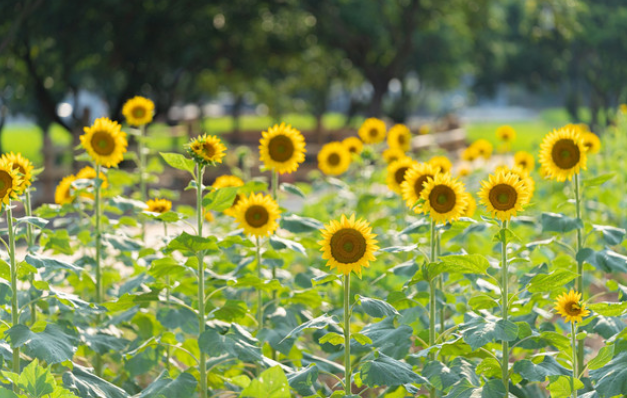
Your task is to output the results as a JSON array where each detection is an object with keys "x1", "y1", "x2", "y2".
[{"x1": 1, "y1": 96, "x2": 627, "y2": 398}]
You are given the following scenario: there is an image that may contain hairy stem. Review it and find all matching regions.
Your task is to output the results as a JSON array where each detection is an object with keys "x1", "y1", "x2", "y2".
[
  {"x1": 344, "y1": 273, "x2": 351, "y2": 396},
  {"x1": 574, "y1": 173, "x2": 584, "y2": 370},
  {"x1": 429, "y1": 220, "x2": 437, "y2": 398},
  {"x1": 571, "y1": 321, "x2": 578, "y2": 398},
  {"x1": 196, "y1": 165, "x2": 207, "y2": 398},
  {"x1": 501, "y1": 220, "x2": 509, "y2": 395},
  {"x1": 94, "y1": 164, "x2": 104, "y2": 377},
  {"x1": 7, "y1": 204, "x2": 20, "y2": 381}
]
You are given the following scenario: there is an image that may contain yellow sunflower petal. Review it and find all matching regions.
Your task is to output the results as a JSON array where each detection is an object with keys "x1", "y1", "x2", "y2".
[
  {"x1": 187, "y1": 134, "x2": 227, "y2": 165},
  {"x1": 478, "y1": 169, "x2": 530, "y2": 221},
  {"x1": 358, "y1": 118, "x2": 386, "y2": 144},
  {"x1": 539, "y1": 126, "x2": 587, "y2": 182},
  {"x1": 387, "y1": 124, "x2": 412, "y2": 152},
  {"x1": 232, "y1": 193, "x2": 281, "y2": 237},
  {"x1": 122, "y1": 96, "x2": 155, "y2": 126},
  {"x1": 1, "y1": 152, "x2": 34, "y2": 193},
  {"x1": 80, "y1": 117, "x2": 128, "y2": 168},
  {"x1": 145, "y1": 198, "x2": 172, "y2": 214},
  {"x1": 318, "y1": 142, "x2": 351, "y2": 176},
  {"x1": 342, "y1": 136, "x2": 363, "y2": 155},
  {"x1": 420, "y1": 173, "x2": 468, "y2": 224},
  {"x1": 259, "y1": 123, "x2": 307, "y2": 174},
  {"x1": 386, "y1": 157, "x2": 417, "y2": 194}
]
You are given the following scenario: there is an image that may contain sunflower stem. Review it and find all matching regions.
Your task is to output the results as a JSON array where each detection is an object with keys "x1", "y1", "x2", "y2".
[
  {"x1": 163, "y1": 221, "x2": 171, "y2": 372},
  {"x1": 574, "y1": 173, "x2": 585, "y2": 371},
  {"x1": 139, "y1": 125, "x2": 147, "y2": 241},
  {"x1": 436, "y1": 231, "x2": 444, "y2": 340},
  {"x1": 196, "y1": 164, "x2": 208, "y2": 398},
  {"x1": 343, "y1": 273, "x2": 352, "y2": 396},
  {"x1": 571, "y1": 321, "x2": 578, "y2": 398},
  {"x1": 429, "y1": 219, "x2": 437, "y2": 398},
  {"x1": 94, "y1": 163, "x2": 104, "y2": 377},
  {"x1": 270, "y1": 170, "x2": 278, "y2": 361},
  {"x1": 7, "y1": 203, "x2": 20, "y2": 382},
  {"x1": 256, "y1": 235, "x2": 263, "y2": 335},
  {"x1": 501, "y1": 220, "x2": 509, "y2": 395},
  {"x1": 25, "y1": 188, "x2": 37, "y2": 325}
]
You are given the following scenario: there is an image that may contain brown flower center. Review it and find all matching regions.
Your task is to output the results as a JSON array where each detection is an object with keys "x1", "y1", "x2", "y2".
[
  {"x1": 245, "y1": 205, "x2": 269, "y2": 228},
  {"x1": 398, "y1": 134, "x2": 406, "y2": 145},
  {"x1": 369, "y1": 128, "x2": 378, "y2": 138},
  {"x1": 489, "y1": 184, "x2": 517, "y2": 211},
  {"x1": 551, "y1": 139, "x2": 580, "y2": 169},
  {"x1": 413, "y1": 174, "x2": 432, "y2": 197},
  {"x1": 330, "y1": 228, "x2": 367, "y2": 264},
  {"x1": 348, "y1": 145, "x2": 357, "y2": 154},
  {"x1": 327, "y1": 153, "x2": 341, "y2": 166},
  {"x1": 132, "y1": 106, "x2": 146, "y2": 119},
  {"x1": 0, "y1": 170, "x2": 12, "y2": 198},
  {"x1": 152, "y1": 205, "x2": 167, "y2": 213},
  {"x1": 203, "y1": 142, "x2": 216, "y2": 159},
  {"x1": 268, "y1": 135, "x2": 295, "y2": 162},
  {"x1": 394, "y1": 167, "x2": 409, "y2": 185},
  {"x1": 565, "y1": 300, "x2": 582, "y2": 315},
  {"x1": 91, "y1": 131, "x2": 116, "y2": 156},
  {"x1": 428, "y1": 184, "x2": 456, "y2": 213}
]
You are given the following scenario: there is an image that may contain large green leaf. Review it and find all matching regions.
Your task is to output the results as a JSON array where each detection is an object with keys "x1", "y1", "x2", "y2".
[
  {"x1": 512, "y1": 356, "x2": 570, "y2": 382},
  {"x1": 156, "y1": 306, "x2": 198, "y2": 334},
  {"x1": 592, "y1": 224, "x2": 626, "y2": 246},
  {"x1": 135, "y1": 371, "x2": 197, "y2": 398},
  {"x1": 429, "y1": 254, "x2": 490, "y2": 278},
  {"x1": 63, "y1": 365, "x2": 130, "y2": 398},
  {"x1": 159, "y1": 152, "x2": 195, "y2": 174},
  {"x1": 269, "y1": 236, "x2": 306, "y2": 255},
  {"x1": 8, "y1": 324, "x2": 77, "y2": 364},
  {"x1": 282, "y1": 315, "x2": 337, "y2": 341},
  {"x1": 202, "y1": 186, "x2": 239, "y2": 211},
  {"x1": 199, "y1": 325, "x2": 261, "y2": 362},
  {"x1": 280, "y1": 214, "x2": 324, "y2": 233},
  {"x1": 280, "y1": 183, "x2": 305, "y2": 198},
  {"x1": 590, "y1": 351, "x2": 627, "y2": 397},
  {"x1": 579, "y1": 248, "x2": 627, "y2": 274},
  {"x1": 587, "y1": 302, "x2": 627, "y2": 317},
  {"x1": 360, "y1": 353, "x2": 427, "y2": 388},
  {"x1": 423, "y1": 358, "x2": 479, "y2": 392},
  {"x1": 460, "y1": 313, "x2": 518, "y2": 351},
  {"x1": 18, "y1": 360, "x2": 55, "y2": 398},
  {"x1": 357, "y1": 295, "x2": 400, "y2": 318},
  {"x1": 541, "y1": 212, "x2": 583, "y2": 233},
  {"x1": 286, "y1": 364, "x2": 318, "y2": 397},
  {"x1": 547, "y1": 375, "x2": 584, "y2": 398},
  {"x1": 351, "y1": 317, "x2": 413, "y2": 359},
  {"x1": 443, "y1": 379, "x2": 509, "y2": 398},
  {"x1": 527, "y1": 269, "x2": 578, "y2": 293},
  {"x1": 240, "y1": 366, "x2": 290, "y2": 398},
  {"x1": 166, "y1": 232, "x2": 219, "y2": 254}
]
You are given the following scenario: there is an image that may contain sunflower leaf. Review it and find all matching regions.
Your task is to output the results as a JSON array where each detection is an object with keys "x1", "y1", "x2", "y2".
[{"x1": 159, "y1": 152, "x2": 195, "y2": 174}]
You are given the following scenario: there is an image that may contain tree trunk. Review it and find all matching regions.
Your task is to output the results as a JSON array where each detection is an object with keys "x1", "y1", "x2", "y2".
[
  {"x1": 0, "y1": 104, "x2": 6, "y2": 154},
  {"x1": 42, "y1": 124, "x2": 55, "y2": 202},
  {"x1": 368, "y1": 78, "x2": 389, "y2": 117},
  {"x1": 231, "y1": 94, "x2": 243, "y2": 144},
  {"x1": 315, "y1": 113, "x2": 324, "y2": 145}
]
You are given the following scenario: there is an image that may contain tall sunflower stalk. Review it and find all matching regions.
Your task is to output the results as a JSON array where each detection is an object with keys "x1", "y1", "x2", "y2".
[
  {"x1": 319, "y1": 214, "x2": 378, "y2": 396},
  {"x1": 499, "y1": 220, "x2": 510, "y2": 394}
]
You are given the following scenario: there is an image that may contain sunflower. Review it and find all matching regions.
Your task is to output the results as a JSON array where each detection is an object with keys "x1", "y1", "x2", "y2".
[
  {"x1": 428, "y1": 156, "x2": 452, "y2": 174},
  {"x1": 581, "y1": 132, "x2": 601, "y2": 154},
  {"x1": 122, "y1": 96, "x2": 155, "y2": 126},
  {"x1": 80, "y1": 118, "x2": 128, "y2": 168},
  {"x1": 76, "y1": 166, "x2": 109, "y2": 190},
  {"x1": 514, "y1": 151, "x2": 535, "y2": 172},
  {"x1": 472, "y1": 139, "x2": 493, "y2": 159},
  {"x1": 382, "y1": 148, "x2": 406, "y2": 164},
  {"x1": 387, "y1": 124, "x2": 412, "y2": 152},
  {"x1": 212, "y1": 175, "x2": 245, "y2": 216},
  {"x1": 358, "y1": 118, "x2": 386, "y2": 144},
  {"x1": 386, "y1": 157, "x2": 417, "y2": 194},
  {"x1": 55, "y1": 175, "x2": 77, "y2": 206},
  {"x1": 457, "y1": 165, "x2": 471, "y2": 177},
  {"x1": 318, "y1": 214, "x2": 379, "y2": 277},
  {"x1": 232, "y1": 193, "x2": 280, "y2": 237},
  {"x1": 318, "y1": 142, "x2": 351, "y2": 176},
  {"x1": 259, "y1": 123, "x2": 306, "y2": 174},
  {"x1": 554, "y1": 290, "x2": 590, "y2": 323},
  {"x1": 342, "y1": 136, "x2": 363, "y2": 155},
  {"x1": 420, "y1": 173, "x2": 468, "y2": 224},
  {"x1": 539, "y1": 127, "x2": 587, "y2": 182},
  {"x1": 462, "y1": 192, "x2": 477, "y2": 218},
  {"x1": 620, "y1": 104, "x2": 627, "y2": 115},
  {"x1": 0, "y1": 159, "x2": 21, "y2": 205},
  {"x1": 478, "y1": 170, "x2": 530, "y2": 221},
  {"x1": 496, "y1": 166, "x2": 535, "y2": 205},
  {"x1": 188, "y1": 134, "x2": 227, "y2": 165},
  {"x1": 461, "y1": 146, "x2": 479, "y2": 162},
  {"x1": 145, "y1": 198, "x2": 172, "y2": 214},
  {"x1": 204, "y1": 210, "x2": 214, "y2": 222},
  {"x1": 1, "y1": 152, "x2": 33, "y2": 193},
  {"x1": 419, "y1": 125, "x2": 430, "y2": 135},
  {"x1": 400, "y1": 162, "x2": 437, "y2": 212},
  {"x1": 496, "y1": 125, "x2": 516, "y2": 142}
]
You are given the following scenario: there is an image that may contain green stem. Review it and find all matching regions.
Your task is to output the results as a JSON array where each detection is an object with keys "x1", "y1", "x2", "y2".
[
  {"x1": 571, "y1": 321, "x2": 578, "y2": 398},
  {"x1": 429, "y1": 220, "x2": 437, "y2": 398},
  {"x1": 436, "y1": 231, "x2": 444, "y2": 340},
  {"x1": 139, "y1": 125, "x2": 147, "y2": 241},
  {"x1": 163, "y1": 221, "x2": 171, "y2": 371},
  {"x1": 270, "y1": 170, "x2": 278, "y2": 361},
  {"x1": 7, "y1": 204, "x2": 20, "y2": 381},
  {"x1": 94, "y1": 164, "x2": 104, "y2": 377},
  {"x1": 25, "y1": 189, "x2": 36, "y2": 325},
  {"x1": 574, "y1": 173, "x2": 584, "y2": 370},
  {"x1": 256, "y1": 235, "x2": 263, "y2": 334},
  {"x1": 501, "y1": 220, "x2": 509, "y2": 395},
  {"x1": 344, "y1": 273, "x2": 351, "y2": 396},
  {"x1": 196, "y1": 165, "x2": 207, "y2": 398}
]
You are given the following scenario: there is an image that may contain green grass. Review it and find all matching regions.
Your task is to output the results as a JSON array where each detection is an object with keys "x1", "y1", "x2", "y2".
[{"x1": 2, "y1": 124, "x2": 72, "y2": 166}]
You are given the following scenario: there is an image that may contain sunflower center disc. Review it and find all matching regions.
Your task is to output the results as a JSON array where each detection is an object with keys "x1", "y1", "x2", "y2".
[
  {"x1": 369, "y1": 128, "x2": 378, "y2": 137},
  {"x1": 0, "y1": 171, "x2": 11, "y2": 198},
  {"x1": 330, "y1": 228, "x2": 367, "y2": 264},
  {"x1": 429, "y1": 184, "x2": 456, "y2": 213},
  {"x1": 567, "y1": 301, "x2": 581, "y2": 315},
  {"x1": 91, "y1": 131, "x2": 116, "y2": 155},
  {"x1": 268, "y1": 135, "x2": 295, "y2": 162},
  {"x1": 489, "y1": 184, "x2": 518, "y2": 211},
  {"x1": 398, "y1": 135, "x2": 406, "y2": 145},
  {"x1": 133, "y1": 107, "x2": 146, "y2": 118},
  {"x1": 394, "y1": 167, "x2": 409, "y2": 185},
  {"x1": 413, "y1": 175, "x2": 432, "y2": 197},
  {"x1": 245, "y1": 205, "x2": 269, "y2": 228},
  {"x1": 328, "y1": 153, "x2": 341, "y2": 166},
  {"x1": 551, "y1": 139, "x2": 580, "y2": 169},
  {"x1": 203, "y1": 142, "x2": 216, "y2": 158}
]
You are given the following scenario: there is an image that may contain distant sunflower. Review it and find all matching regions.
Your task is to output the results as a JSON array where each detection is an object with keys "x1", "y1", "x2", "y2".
[
  {"x1": 457, "y1": 165, "x2": 471, "y2": 177},
  {"x1": 318, "y1": 142, "x2": 351, "y2": 176},
  {"x1": 122, "y1": 96, "x2": 154, "y2": 126},
  {"x1": 386, "y1": 157, "x2": 417, "y2": 194},
  {"x1": 358, "y1": 118, "x2": 386, "y2": 144},
  {"x1": 400, "y1": 162, "x2": 437, "y2": 212},
  {"x1": 76, "y1": 166, "x2": 109, "y2": 190},
  {"x1": 259, "y1": 123, "x2": 306, "y2": 174},
  {"x1": 581, "y1": 132, "x2": 601, "y2": 154},
  {"x1": 204, "y1": 210, "x2": 214, "y2": 222},
  {"x1": 80, "y1": 118, "x2": 128, "y2": 168},
  {"x1": 496, "y1": 125, "x2": 516, "y2": 142},
  {"x1": 188, "y1": 134, "x2": 227, "y2": 165},
  {"x1": 0, "y1": 159, "x2": 21, "y2": 205},
  {"x1": 232, "y1": 193, "x2": 280, "y2": 237},
  {"x1": 419, "y1": 125, "x2": 430, "y2": 135},
  {"x1": 145, "y1": 198, "x2": 172, "y2": 214},
  {"x1": 387, "y1": 124, "x2": 412, "y2": 152},
  {"x1": 212, "y1": 175, "x2": 245, "y2": 216},
  {"x1": 514, "y1": 151, "x2": 535, "y2": 172},
  {"x1": 462, "y1": 192, "x2": 477, "y2": 218},
  {"x1": 478, "y1": 170, "x2": 530, "y2": 221},
  {"x1": 461, "y1": 146, "x2": 479, "y2": 162},
  {"x1": 539, "y1": 127, "x2": 587, "y2": 182},
  {"x1": 555, "y1": 290, "x2": 590, "y2": 323},
  {"x1": 319, "y1": 214, "x2": 379, "y2": 277},
  {"x1": 420, "y1": 173, "x2": 468, "y2": 224},
  {"x1": 620, "y1": 104, "x2": 627, "y2": 115},
  {"x1": 382, "y1": 148, "x2": 406, "y2": 164},
  {"x1": 428, "y1": 155, "x2": 452, "y2": 174},
  {"x1": 473, "y1": 139, "x2": 493, "y2": 159},
  {"x1": 55, "y1": 175, "x2": 77, "y2": 206},
  {"x1": 1, "y1": 152, "x2": 33, "y2": 193},
  {"x1": 342, "y1": 136, "x2": 363, "y2": 155}
]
